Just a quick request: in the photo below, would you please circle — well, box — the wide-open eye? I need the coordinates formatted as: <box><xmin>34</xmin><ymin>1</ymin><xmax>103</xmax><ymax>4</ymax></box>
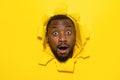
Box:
<box><xmin>53</xmin><ymin>31</ymin><xmax>59</xmax><ymax>36</ymax></box>
<box><xmin>66</xmin><ymin>30</ymin><xmax>72</xmax><ymax>35</ymax></box>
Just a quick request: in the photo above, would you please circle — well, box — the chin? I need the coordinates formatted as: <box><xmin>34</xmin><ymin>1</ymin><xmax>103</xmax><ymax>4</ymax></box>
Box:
<box><xmin>56</xmin><ymin>53</ymin><xmax>72</xmax><ymax>62</ymax></box>
<box><xmin>51</xmin><ymin>48</ymin><xmax>73</xmax><ymax>62</ymax></box>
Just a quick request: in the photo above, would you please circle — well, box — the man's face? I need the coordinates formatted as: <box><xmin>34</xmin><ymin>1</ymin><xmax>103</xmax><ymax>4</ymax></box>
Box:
<box><xmin>46</xmin><ymin>19</ymin><xmax>76</xmax><ymax>62</ymax></box>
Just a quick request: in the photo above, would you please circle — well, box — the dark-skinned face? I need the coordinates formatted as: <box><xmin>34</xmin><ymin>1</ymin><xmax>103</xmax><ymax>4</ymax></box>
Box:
<box><xmin>46</xmin><ymin>19</ymin><xmax>76</xmax><ymax>62</ymax></box>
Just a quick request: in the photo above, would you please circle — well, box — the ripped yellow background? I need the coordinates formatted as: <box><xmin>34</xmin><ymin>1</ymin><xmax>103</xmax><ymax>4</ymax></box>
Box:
<box><xmin>0</xmin><ymin>0</ymin><xmax>120</xmax><ymax>80</ymax></box>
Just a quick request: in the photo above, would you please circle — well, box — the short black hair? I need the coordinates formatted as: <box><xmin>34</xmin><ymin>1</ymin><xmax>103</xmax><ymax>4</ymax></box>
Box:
<box><xmin>46</xmin><ymin>15</ymin><xmax>75</xmax><ymax>32</ymax></box>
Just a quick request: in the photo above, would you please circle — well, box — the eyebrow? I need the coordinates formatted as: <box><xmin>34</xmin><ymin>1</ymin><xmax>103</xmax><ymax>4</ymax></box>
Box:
<box><xmin>51</xmin><ymin>24</ymin><xmax>73</xmax><ymax>28</ymax></box>
<box><xmin>65</xmin><ymin>24</ymin><xmax>73</xmax><ymax>27</ymax></box>
<box><xmin>51</xmin><ymin>26</ymin><xmax>57</xmax><ymax>28</ymax></box>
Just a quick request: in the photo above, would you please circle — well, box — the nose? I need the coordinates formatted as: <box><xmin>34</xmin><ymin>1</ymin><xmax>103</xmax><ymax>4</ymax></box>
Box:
<box><xmin>59</xmin><ymin>33</ymin><xmax>67</xmax><ymax>42</ymax></box>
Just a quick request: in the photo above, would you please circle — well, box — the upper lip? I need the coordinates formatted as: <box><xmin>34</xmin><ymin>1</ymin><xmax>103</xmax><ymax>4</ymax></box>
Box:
<box><xmin>57</xmin><ymin>43</ymin><xmax>69</xmax><ymax>50</ymax></box>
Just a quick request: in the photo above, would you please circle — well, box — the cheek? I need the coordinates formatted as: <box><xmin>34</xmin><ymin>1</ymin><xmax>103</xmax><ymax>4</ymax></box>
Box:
<box><xmin>49</xmin><ymin>36</ymin><xmax>58</xmax><ymax>46</ymax></box>
<box><xmin>68</xmin><ymin>35</ymin><xmax>76</xmax><ymax>44</ymax></box>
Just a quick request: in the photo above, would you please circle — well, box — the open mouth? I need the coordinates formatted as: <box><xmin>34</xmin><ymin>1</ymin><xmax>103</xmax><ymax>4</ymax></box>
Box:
<box><xmin>59</xmin><ymin>46</ymin><xmax>68</xmax><ymax>50</ymax></box>
<box><xmin>57</xmin><ymin>44</ymin><xmax>69</xmax><ymax>55</ymax></box>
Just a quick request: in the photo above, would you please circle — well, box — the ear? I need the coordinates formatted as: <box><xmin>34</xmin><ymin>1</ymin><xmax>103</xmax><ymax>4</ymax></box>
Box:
<box><xmin>45</xmin><ymin>34</ymin><xmax>48</xmax><ymax>43</ymax></box>
<box><xmin>46</xmin><ymin>37</ymin><xmax>48</xmax><ymax>43</ymax></box>
<box><xmin>43</xmin><ymin>34</ymin><xmax>48</xmax><ymax>49</ymax></box>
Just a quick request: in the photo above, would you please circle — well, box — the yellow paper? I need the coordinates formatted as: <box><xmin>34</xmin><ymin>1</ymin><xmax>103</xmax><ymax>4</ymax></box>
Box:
<box><xmin>0</xmin><ymin>0</ymin><xmax>120</xmax><ymax>80</ymax></box>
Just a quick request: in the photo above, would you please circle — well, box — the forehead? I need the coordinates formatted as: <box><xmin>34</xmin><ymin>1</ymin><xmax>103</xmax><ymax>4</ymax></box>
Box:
<box><xmin>48</xmin><ymin>19</ymin><xmax>75</xmax><ymax>28</ymax></box>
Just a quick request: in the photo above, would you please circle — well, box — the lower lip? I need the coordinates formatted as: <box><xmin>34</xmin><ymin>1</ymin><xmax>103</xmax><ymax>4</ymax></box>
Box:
<box><xmin>57</xmin><ymin>48</ymin><xmax>68</xmax><ymax>54</ymax></box>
